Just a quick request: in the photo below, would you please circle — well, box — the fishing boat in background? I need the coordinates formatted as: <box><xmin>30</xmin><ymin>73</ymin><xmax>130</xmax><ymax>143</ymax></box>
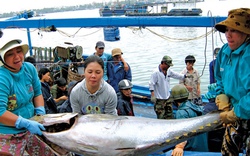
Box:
<box><xmin>100</xmin><ymin>0</ymin><xmax>203</xmax><ymax>17</ymax></box>
<box><xmin>99</xmin><ymin>1</ymin><xmax>148</xmax><ymax>16</ymax></box>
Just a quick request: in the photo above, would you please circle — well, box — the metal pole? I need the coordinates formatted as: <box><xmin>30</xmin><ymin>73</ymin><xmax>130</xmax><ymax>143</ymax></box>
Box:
<box><xmin>26</xmin><ymin>28</ymin><xmax>33</xmax><ymax>56</ymax></box>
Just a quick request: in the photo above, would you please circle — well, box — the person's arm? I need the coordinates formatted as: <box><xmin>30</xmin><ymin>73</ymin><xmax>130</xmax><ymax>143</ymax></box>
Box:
<box><xmin>0</xmin><ymin>111</ymin><xmax>45</xmax><ymax>135</ymax></box>
<box><xmin>125</xmin><ymin>64</ymin><xmax>132</xmax><ymax>81</ymax></box>
<box><xmin>121</xmin><ymin>56</ymin><xmax>129</xmax><ymax>71</ymax></box>
<box><xmin>171</xmin><ymin>141</ymin><xmax>187</xmax><ymax>156</ymax></box>
<box><xmin>214</xmin><ymin>47</ymin><xmax>224</xmax><ymax>94</ymax></box>
<box><xmin>54</xmin><ymin>95</ymin><xmax>68</xmax><ymax>103</ymax></box>
<box><xmin>197</xmin><ymin>83</ymin><xmax>201</xmax><ymax>96</ymax></box>
<box><xmin>209</xmin><ymin>60</ymin><xmax>215</xmax><ymax>84</ymax></box>
<box><xmin>149</xmin><ymin>71</ymin><xmax>157</xmax><ymax>103</ymax></box>
<box><xmin>33</xmin><ymin>94</ymin><xmax>44</xmax><ymax>108</ymax></box>
<box><xmin>104</xmin><ymin>89</ymin><xmax>118</xmax><ymax>115</ymax></box>
<box><xmin>33</xmin><ymin>94</ymin><xmax>46</xmax><ymax>115</ymax></box>
<box><xmin>70</xmin><ymin>87</ymin><xmax>81</xmax><ymax>113</ymax></box>
<box><xmin>0</xmin><ymin>111</ymin><xmax>18</xmax><ymax>126</ymax></box>
<box><xmin>179</xmin><ymin>69</ymin><xmax>185</xmax><ymax>85</ymax></box>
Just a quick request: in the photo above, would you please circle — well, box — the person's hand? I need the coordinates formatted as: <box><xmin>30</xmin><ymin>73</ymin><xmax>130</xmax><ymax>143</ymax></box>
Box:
<box><xmin>171</xmin><ymin>141</ymin><xmax>186</xmax><ymax>156</ymax></box>
<box><xmin>34</xmin><ymin>106</ymin><xmax>46</xmax><ymax>115</ymax></box>
<box><xmin>60</xmin><ymin>95</ymin><xmax>68</xmax><ymax>101</ymax></box>
<box><xmin>220</xmin><ymin>109</ymin><xmax>238</xmax><ymax>124</ymax></box>
<box><xmin>15</xmin><ymin>116</ymin><xmax>45</xmax><ymax>135</ymax></box>
<box><xmin>171</xmin><ymin>147</ymin><xmax>184</xmax><ymax>156</ymax></box>
<box><xmin>216</xmin><ymin>94</ymin><xmax>230</xmax><ymax>111</ymax></box>
<box><xmin>151</xmin><ymin>96</ymin><xmax>156</xmax><ymax>103</ymax></box>
<box><xmin>197</xmin><ymin>88</ymin><xmax>201</xmax><ymax>96</ymax></box>
<box><xmin>121</xmin><ymin>57</ymin><xmax>129</xmax><ymax>71</ymax></box>
<box><xmin>185</xmin><ymin>85</ymin><xmax>193</xmax><ymax>92</ymax></box>
<box><xmin>123</xmin><ymin>64</ymin><xmax>129</xmax><ymax>71</ymax></box>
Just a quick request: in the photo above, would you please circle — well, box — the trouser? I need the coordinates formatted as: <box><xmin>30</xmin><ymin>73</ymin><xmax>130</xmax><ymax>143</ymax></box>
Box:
<box><xmin>0</xmin><ymin>131</ymin><xmax>55</xmax><ymax>156</ymax></box>
<box><xmin>154</xmin><ymin>98</ymin><xmax>173</xmax><ymax>119</ymax></box>
<box><xmin>221</xmin><ymin>120</ymin><xmax>250</xmax><ymax>156</ymax></box>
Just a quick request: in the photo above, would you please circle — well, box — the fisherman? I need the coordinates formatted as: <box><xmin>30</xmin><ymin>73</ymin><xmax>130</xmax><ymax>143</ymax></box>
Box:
<box><xmin>93</xmin><ymin>41</ymin><xmax>129</xmax><ymax>81</ymax></box>
<box><xmin>116</xmin><ymin>79</ymin><xmax>135</xmax><ymax>116</ymax></box>
<box><xmin>171</xmin><ymin>84</ymin><xmax>209</xmax><ymax>156</ymax></box>
<box><xmin>149</xmin><ymin>55</ymin><xmax>187</xmax><ymax>119</ymax></box>
<box><xmin>214</xmin><ymin>8</ymin><xmax>250</xmax><ymax>155</ymax></box>
<box><xmin>0</xmin><ymin>39</ymin><xmax>56</xmax><ymax>155</ymax></box>
<box><xmin>107</xmin><ymin>48</ymin><xmax>132</xmax><ymax>93</ymax></box>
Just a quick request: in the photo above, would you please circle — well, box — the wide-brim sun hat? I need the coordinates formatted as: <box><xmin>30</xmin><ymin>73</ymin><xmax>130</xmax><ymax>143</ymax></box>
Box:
<box><xmin>0</xmin><ymin>39</ymin><xmax>29</xmax><ymax>66</ymax></box>
<box><xmin>215</xmin><ymin>8</ymin><xmax>250</xmax><ymax>35</ymax></box>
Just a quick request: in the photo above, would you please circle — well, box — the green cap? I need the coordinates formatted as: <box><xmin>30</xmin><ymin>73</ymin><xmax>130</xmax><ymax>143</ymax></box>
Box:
<box><xmin>162</xmin><ymin>55</ymin><xmax>173</xmax><ymax>66</ymax></box>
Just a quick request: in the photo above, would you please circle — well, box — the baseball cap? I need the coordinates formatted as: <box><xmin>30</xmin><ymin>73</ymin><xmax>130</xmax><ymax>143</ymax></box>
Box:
<box><xmin>162</xmin><ymin>55</ymin><xmax>173</xmax><ymax>66</ymax></box>
<box><xmin>112</xmin><ymin>48</ymin><xmax>123</xmax><ymax>56</ymax></box>
<box><xmin>96</xmin><ymin>41</ymin><xmax>105</xmax><ymax>48</ymax></box>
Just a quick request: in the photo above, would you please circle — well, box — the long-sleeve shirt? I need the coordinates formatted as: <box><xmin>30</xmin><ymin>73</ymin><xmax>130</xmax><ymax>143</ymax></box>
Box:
<box><xmin>215</xmin><ymin>41</ymin><xmax>250</xmax><ymax>119</ymax></box>
<box><xmin>107</xmin><ymin>61</ymin><xmax>132</xmax><ymax>92</ymax></box>
<box><xmin>0</xmin><ymin>62</ymin><xmax>42</xmax><ymax>134</ymax></box>
<box><xmin>149</xmin><ymin>65</ymin><xmax>185</xmax><ymax>99</ymax></box>
<box><xmin>70</xmin><ymin>79</ymin><xmax>117</xmax><ymax>115</ymax></box>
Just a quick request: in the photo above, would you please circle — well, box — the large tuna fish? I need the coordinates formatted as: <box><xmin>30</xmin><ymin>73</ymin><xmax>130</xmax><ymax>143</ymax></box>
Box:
<box><xmin>32</xmin><ymin>112</ymin><xmax>222</xmax><ymax>156</ymax></box>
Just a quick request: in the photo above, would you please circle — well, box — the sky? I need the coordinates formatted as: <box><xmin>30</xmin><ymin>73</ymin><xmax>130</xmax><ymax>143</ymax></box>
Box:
<box><xmin>0</xmin><ymin>0</ymin><xmax>104</xmax><ymax>13</ymax></box>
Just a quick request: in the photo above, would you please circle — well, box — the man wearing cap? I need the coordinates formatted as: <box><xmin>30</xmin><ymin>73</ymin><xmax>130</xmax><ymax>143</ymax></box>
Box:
<box><xmin>107</xmin><ymin>48</ymin><xmax>132</xmax><ymax>93</ymax></box>
<box><xmin>214</xmin><ymin>8</ymin><xmax>250</xmax><ymax>155</ymax></box>
<box><xmin>0</xmin><ymin>39</ymin><xmax>57</xmax><ymax>155</ymax></box>
<box><xmin>94</xmin><ymin>41</ymin><xmax>129</xmax><ymax>81</ymax></box>
<box><xmin>149</xmin><ymin>55</ymin><xmax>186</xmax><ymax>119</ymax></box>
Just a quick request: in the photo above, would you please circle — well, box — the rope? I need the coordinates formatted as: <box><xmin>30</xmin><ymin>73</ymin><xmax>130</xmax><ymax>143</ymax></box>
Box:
<box><xmin>127</xmin><ymin>26</ymin><xmax>216</xmax><ymax>42</ymax></box>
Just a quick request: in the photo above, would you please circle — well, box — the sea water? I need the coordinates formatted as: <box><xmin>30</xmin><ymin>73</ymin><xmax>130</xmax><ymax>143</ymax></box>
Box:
<box><xmin>1</xmin><ymin>0</ymin><xmax>250</xmax><ymax>94</ymax></box>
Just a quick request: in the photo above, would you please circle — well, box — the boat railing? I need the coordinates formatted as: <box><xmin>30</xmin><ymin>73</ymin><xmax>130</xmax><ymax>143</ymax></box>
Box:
<box><xmin>32</xmin><ymin>46</ymin><xmax>54</xmax><ymax>64</ymax></box>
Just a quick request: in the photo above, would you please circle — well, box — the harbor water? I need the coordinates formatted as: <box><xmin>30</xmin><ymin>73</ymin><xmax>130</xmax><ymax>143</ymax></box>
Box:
<box><xmin>1</xmin><ymin>0</ymin><xmax>250</xmax><ymax>94</ymax></box>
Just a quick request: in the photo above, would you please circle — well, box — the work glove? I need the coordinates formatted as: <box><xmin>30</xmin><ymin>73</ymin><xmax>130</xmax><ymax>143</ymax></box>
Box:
<box><xmin>151</xmin><ymin>96</ymin><xmax>156</xmax><ymax>103</ymax></box>
<box><xmin>220</xmin><ymin>109</ymin><xmax>238</xmax><ymax>124</ymax></box>
<box><xmin>34</xmin><ymin>106</ymin><xmax>46</xmax><ymax>115</ymax></box>
<box><xmin>15</xmin><ymin>116</ymin><xmax>45</xmax><ymax>135</ymax></box>
<box><xmin>216</xmin><ymin>94</ymin><xmax>230</xmax><ymax>111</ymax></box>
<box><xmin>171</xmin><ymin>141</ymin><xmax>187</xmax><ymax>156</ymax></box>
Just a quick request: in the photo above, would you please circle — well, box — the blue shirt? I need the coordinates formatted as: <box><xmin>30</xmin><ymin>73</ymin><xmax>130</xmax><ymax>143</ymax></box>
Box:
<box><xmin>93</xmin><ymin>53</ymin><xmax>112</xmax><ymax>81</ymax></box>
<box><xmin>0</xmin><ymin>62</ymin><xmax>42</xmax><ymax>134</ymax></box>
<box><xmin>209</xmin><ymin>59</ymin><xmax>216</xmax><ymax>84</ymax></box>
<box><xmin>176</xmin><ymin>100</ymin><xmax>209</xmax><ymax>152</ymax></box>
<box><xmin>215</xmin><ymin>41</ymin><xmax>250</xmax><ymax>119</ymax></box>
<box><xmin>107</xmin><ymin>61</ymin><xmax>132</xmax><ymax>92</ymax></box>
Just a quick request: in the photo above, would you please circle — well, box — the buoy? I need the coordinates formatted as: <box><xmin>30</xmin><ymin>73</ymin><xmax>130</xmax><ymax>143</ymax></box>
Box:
<box><xmin>103</xmin><ymin>27</ymin><xmax>120</xmax><ymax>41</ymax></box>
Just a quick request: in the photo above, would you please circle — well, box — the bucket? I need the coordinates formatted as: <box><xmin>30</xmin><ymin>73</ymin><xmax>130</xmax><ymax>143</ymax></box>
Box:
<box><xmin>103</xmin><ymin>27</ymin><xmax>120</xmax><ymax>41</ymax></box>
